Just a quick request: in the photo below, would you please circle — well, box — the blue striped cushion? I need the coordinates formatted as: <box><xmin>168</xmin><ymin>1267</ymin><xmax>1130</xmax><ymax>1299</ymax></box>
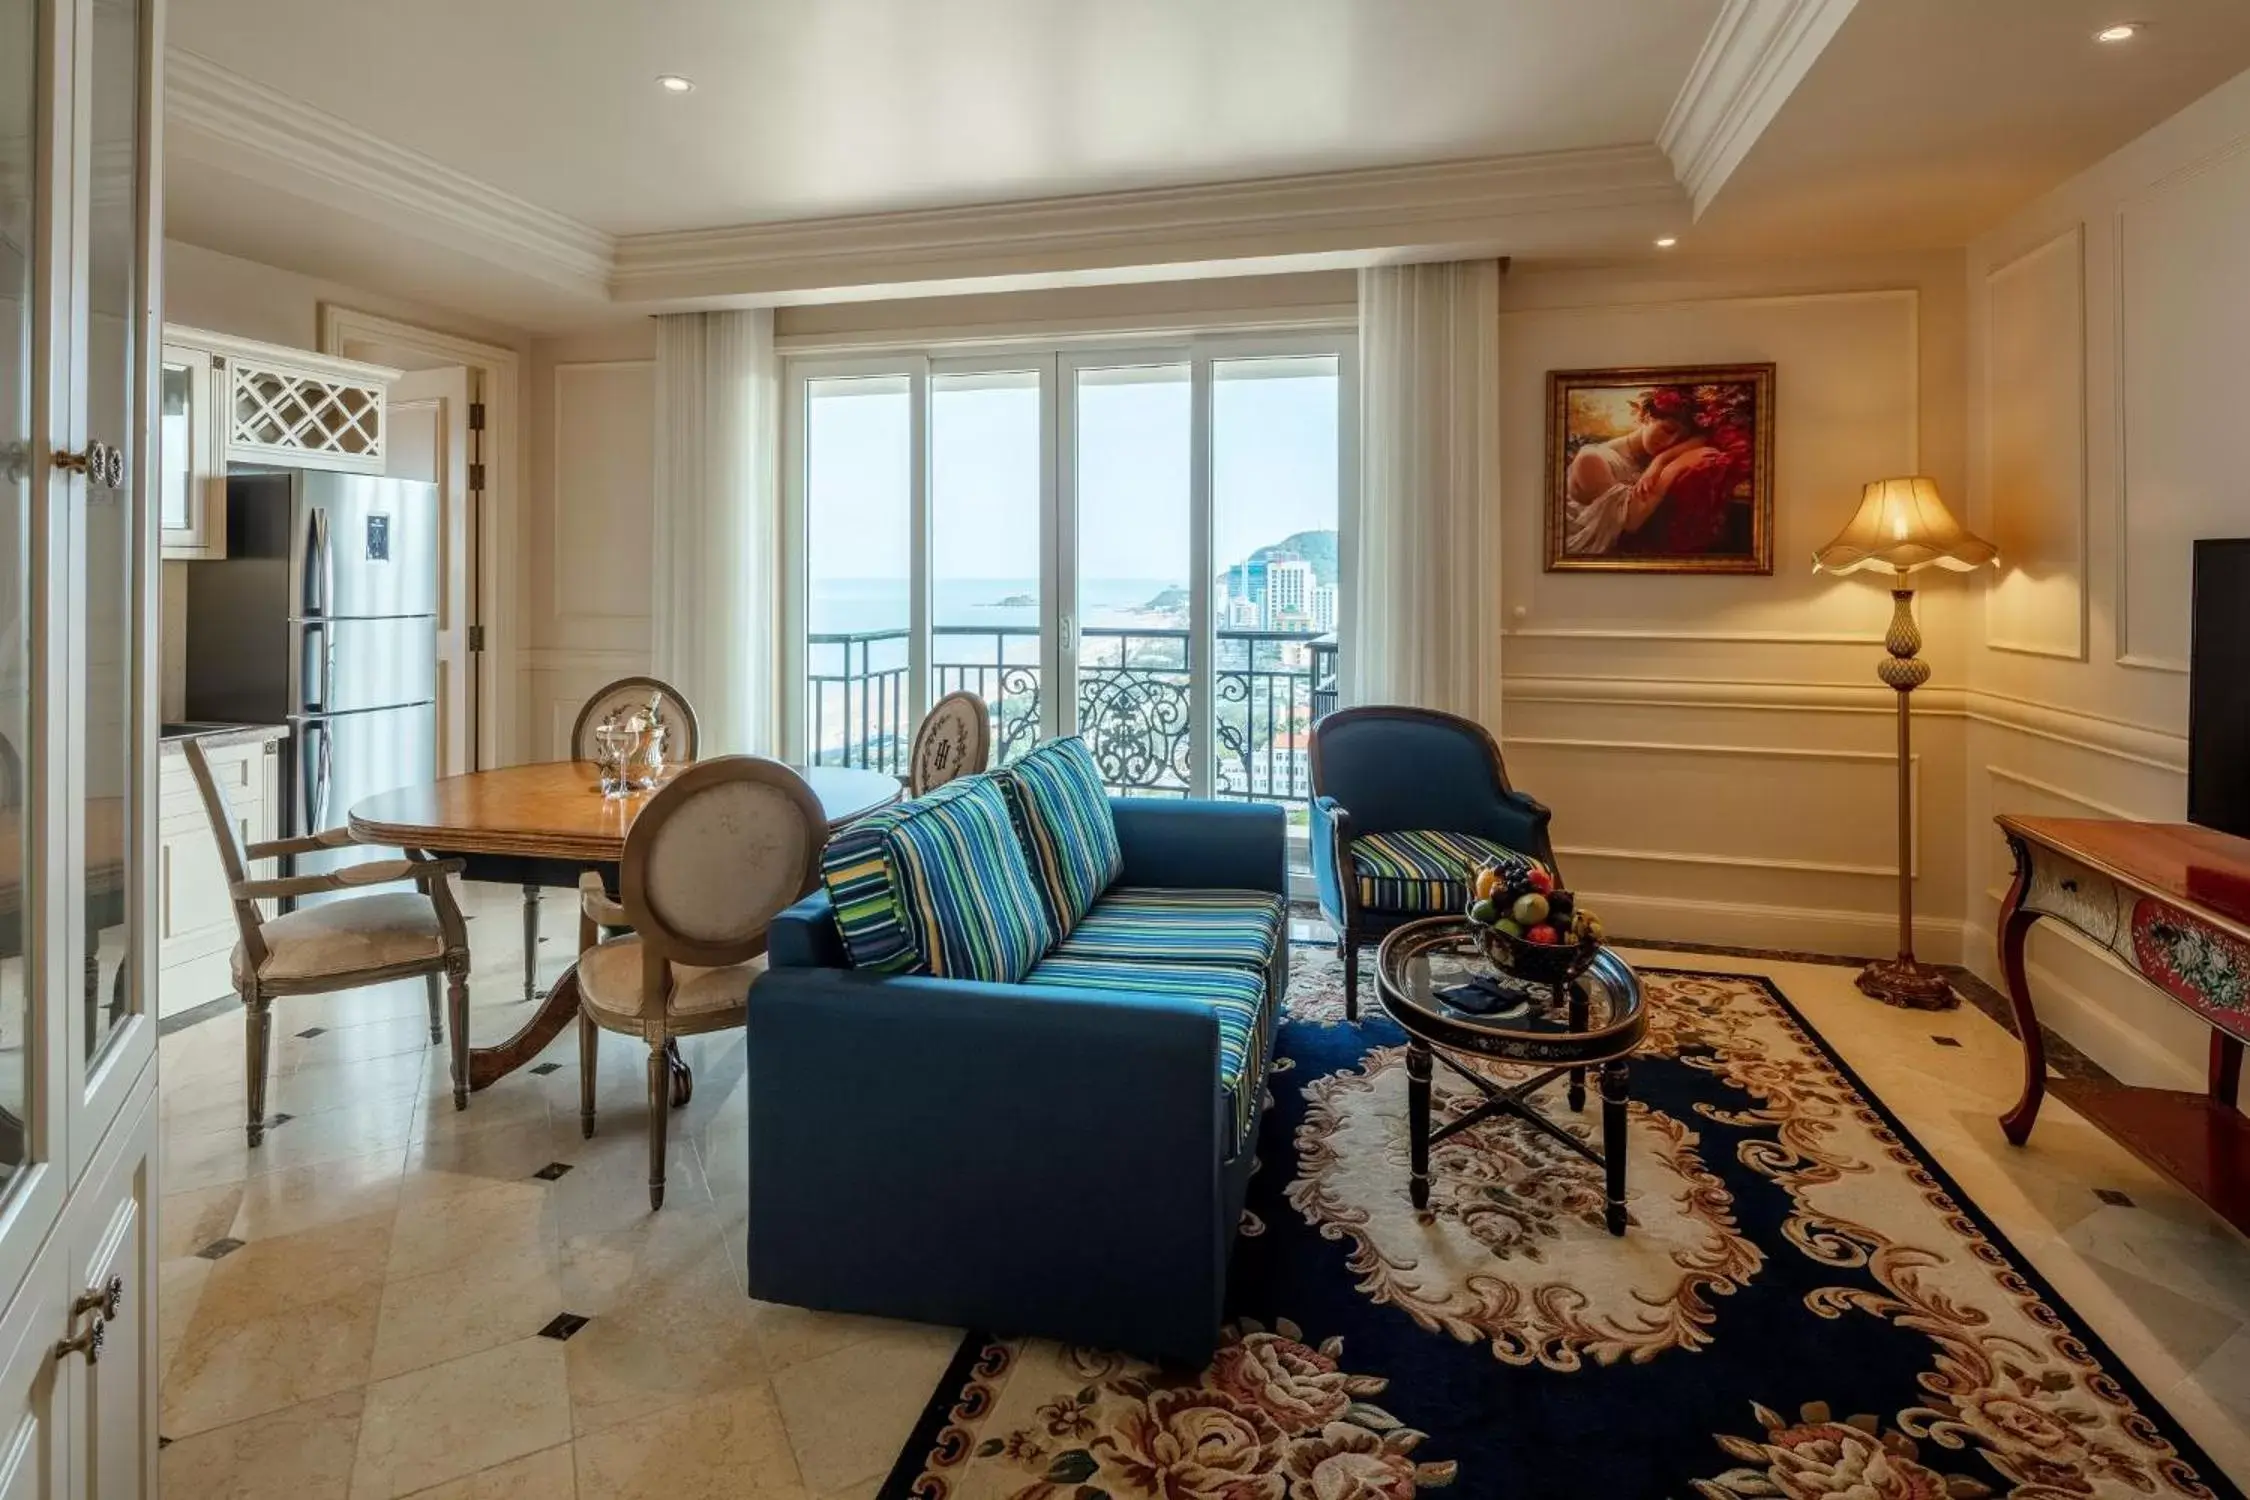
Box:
<box><xmin>1351</xmin><ymin>829</ymin><xmax>1537</xmax><ymax>915</ymax></box>
<box><xmin>1053</xmin><ymin>887</ymin><xmax>1283</xmax><ymax>973</ymax></box>
<box><xmin>994</xmin><ymin>737</ymin><xmax>1121</xmax><ymax>933</ymax></box>
<box><xmin>1022</xmin><ymin>952</ymin><xmax>1271</xmax><ymax>1150</ymax></box>
<box><xmin>820</xmin><ymin>777</ymin><xmax>1056</xmax><ymax>983</ymax></box>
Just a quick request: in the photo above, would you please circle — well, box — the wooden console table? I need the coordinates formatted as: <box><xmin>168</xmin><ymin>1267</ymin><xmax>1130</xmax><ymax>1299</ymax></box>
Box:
<box><xmin>1995</xmin><ymin>815</ymin><xmax>2250</xmax><ymax>1235</ymax></box>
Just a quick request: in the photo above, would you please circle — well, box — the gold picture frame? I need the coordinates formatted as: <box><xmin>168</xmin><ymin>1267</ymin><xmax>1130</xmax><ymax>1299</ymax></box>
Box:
<box><xmin>1543</xmin><ymin>363</ymin><xmax>1775</xmax><ymax>574</ymax></box>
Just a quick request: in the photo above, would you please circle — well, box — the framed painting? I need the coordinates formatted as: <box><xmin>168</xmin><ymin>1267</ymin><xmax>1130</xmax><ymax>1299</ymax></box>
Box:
<box><xmin>1543</xmin><ymin>363</ymin><xmax>1775</xmax><ymax>574</ymax></box>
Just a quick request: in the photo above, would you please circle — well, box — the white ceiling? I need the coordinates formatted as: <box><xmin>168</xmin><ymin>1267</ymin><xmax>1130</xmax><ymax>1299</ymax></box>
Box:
<box><xmin>1701</xmin><ymin>0</ymin><xmax>2250</xmax><ymax>253</ymax></box>
<box><xmin>156</xmin><ymin>0</ymin><xmax>2250</xmax><ymax>331</ymax></box>
<box><xmin>167</xmin><ymin>0</ymin><xmax>1722</xmax><ymax>235</ymax></box>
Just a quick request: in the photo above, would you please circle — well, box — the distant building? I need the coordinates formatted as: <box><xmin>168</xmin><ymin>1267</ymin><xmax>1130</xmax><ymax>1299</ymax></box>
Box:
<box><xmin>1267</xmin><ymin>557</ymin><xmax>1313</xmax><ymax>626</ymax></box>
<box><xmin>1309</xmin><ymin>582</ymin><xmax>1337</xmax><ymax>634</ymax></box>
<box><xmin>1226</xmin><ymin>559</ymin><xmax>1269</xmax><ymax>615</ymax></box>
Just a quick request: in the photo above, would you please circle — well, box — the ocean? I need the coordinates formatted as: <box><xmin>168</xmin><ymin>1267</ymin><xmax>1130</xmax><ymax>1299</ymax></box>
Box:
<box><xmin>812</xmin><ymin>577</ymin><xmax>1186</xmax><ymax>637</ymax></box>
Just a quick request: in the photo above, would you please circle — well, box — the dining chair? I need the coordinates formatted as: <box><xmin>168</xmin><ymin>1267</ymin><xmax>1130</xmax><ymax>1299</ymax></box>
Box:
<box><xmin>575</xmin><ymin>755</ymin><xmax>826</xmax><ymax>1209</ymax></box>
<box><xmin>522</xmin><ymin>677</ymin><xmax>704</xmax><ymax>1007</ymax></box>
<box><xmin>908</xmin><ymin>690</ymin><xmax>991</xmax><ymax>796</ymax></box>
<box><xmin>181</xmin><ymin>737</ymin><xmax>474</xmax><ymax>1144</ymax></box>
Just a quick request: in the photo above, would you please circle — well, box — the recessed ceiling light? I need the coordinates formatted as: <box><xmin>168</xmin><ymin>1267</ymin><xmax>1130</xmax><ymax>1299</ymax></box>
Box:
<box><xmin>1654</xmin><ymin>236</ymin><xmax>1679</xmax><ymax>248</ymax></box>
<box><xmin>656</xmin><ymin>74</ymin><xmax>696</xmax><ymax>93</ymax></box>
<box><xmin>2095</xmin><ymin>22</ymin><xmax>2141</xmax><ymax>42</ymax></box>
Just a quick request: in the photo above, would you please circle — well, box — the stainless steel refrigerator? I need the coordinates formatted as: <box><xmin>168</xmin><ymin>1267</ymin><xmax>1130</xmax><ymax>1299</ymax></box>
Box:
<box><xmin>184</xmin><ymin>469</ymin><xmax>439</xmax><ymax>900</ymax></box>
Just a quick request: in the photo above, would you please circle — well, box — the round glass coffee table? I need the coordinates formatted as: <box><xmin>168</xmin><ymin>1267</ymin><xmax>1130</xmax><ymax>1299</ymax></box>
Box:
<box><xmin>1374</xmin><ymin>916</ymin><xmax>1648</xmax><ymax>1234</ymax></box>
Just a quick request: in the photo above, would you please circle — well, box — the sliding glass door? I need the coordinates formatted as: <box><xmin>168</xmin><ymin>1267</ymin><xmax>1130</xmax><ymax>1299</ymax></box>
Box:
<box><xmin>787</xmin><ymin>334</ymin><xmax>1352</xmax><ymax>854</ymax></box>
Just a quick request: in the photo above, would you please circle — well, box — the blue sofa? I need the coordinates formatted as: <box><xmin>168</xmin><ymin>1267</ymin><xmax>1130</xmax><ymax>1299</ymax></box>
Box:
<box><xmin>748</xmin><ymin>771</ymin><xmax>1288</xmax><ymax>1364</ymax></box>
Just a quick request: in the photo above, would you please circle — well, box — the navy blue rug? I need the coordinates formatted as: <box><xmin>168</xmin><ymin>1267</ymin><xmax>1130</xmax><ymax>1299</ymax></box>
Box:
<box><xmin>880</xmin><ymin>953</ymin><xmax>2244</xmax><ymax>1500</ymax></box>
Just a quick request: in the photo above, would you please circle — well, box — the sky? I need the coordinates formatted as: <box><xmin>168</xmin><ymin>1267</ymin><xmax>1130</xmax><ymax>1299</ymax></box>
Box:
<box><xmin>804</xmin><ymin>359</ymin><xmax>1340</xmax><ymax>600</ymax></box>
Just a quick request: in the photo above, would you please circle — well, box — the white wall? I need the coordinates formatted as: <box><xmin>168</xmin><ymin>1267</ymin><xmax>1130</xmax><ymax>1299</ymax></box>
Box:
<box><xmin>1496</xmin><ymin>252</ymin><xmax>1973</xmax><ymax>961</ymax></box>
<box><xmin>1959</xmin><ymin>68</ymin><xmax>2250</xmax><ymax>1088</ymax></box>
<box><xmin>525</xmin><ymin>324</ymin><xmax>659</xmax><ymax>759</ymax></box>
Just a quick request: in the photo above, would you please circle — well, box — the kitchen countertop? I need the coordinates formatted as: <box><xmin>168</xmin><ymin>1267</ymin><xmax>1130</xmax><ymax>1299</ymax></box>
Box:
<box><xmin>157</xmin><ymin>721</ymin><xmax>289</xmax><ymax>756</ymax></box>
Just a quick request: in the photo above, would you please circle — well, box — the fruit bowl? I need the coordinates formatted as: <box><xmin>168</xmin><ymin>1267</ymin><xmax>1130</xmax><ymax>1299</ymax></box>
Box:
<box><xmin>1470</xmin><ymin>920</ymin><xmax>1600</xmax><ymax>988</ymax></box>
<box><xmin>1462</xmin><ymin>860</ymin><xmax>1604</xmax><ymax>989</ymax></box>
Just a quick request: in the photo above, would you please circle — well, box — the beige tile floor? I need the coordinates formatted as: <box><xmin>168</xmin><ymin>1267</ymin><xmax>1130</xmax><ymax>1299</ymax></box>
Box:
<box><xmin>157</xmin><ymin>889</ymin><xmax>2250</xmax><ymax>1497</ymax></box>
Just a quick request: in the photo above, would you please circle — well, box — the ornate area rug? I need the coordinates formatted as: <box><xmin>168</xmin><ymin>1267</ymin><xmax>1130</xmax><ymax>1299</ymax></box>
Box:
<box><xmin>880</xmin><ymin>951</ymin><xmax>2244</xmax><ymax>1500</ymax></box>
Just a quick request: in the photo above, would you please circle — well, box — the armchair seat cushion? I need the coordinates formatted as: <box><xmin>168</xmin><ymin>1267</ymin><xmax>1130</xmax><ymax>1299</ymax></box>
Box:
<box><xmin>1052</xmin><ymin>887</ymin><xmax>1284</xmax><ymax>973</ymax></box>
<box><xmin>578</xmin><ymin>936</ymin><xmax>756</xmax><ymax>1024</ymax></box>
<box><xmin>1350</xmin><ymin>829</ymin><xmax>1536</xmax><ymax>915</ymax></box>
<box><xmin>233</xmin><ymin>892</ymin><xmax>445</xmax><ymax>986</ymax></box>
<box><xmin>1022</xmin><ymin>952</ymin><xmax>1269</xmax><ymax>1147</ymax></box>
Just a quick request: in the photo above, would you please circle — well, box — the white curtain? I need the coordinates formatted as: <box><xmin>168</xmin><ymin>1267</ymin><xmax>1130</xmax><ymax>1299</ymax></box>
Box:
<box><xmin>1348</xmin><ymin>260</ymin><xmax>1503</xmax><ymax>722</ymax></box>
<box><xmin>651</xmin><ymin>308</ymin><xmax>779</xmax><ymax>753</ymax></box>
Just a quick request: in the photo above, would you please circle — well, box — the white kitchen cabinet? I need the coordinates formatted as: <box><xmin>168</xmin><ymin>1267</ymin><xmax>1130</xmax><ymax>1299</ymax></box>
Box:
<box><xmin>0</xmin><ymin>0</ymin><xmax>165</xmax><ymax>1481</ymax></box>
<box><xmin>155</xmin><ymin>734</ymin><xmax>278</xmax><ymax>1016</ymax></box>
<box><xmin>156</xmin><ymin>343</ymin><xmax>220</xmax><ymax>560</ymax></box>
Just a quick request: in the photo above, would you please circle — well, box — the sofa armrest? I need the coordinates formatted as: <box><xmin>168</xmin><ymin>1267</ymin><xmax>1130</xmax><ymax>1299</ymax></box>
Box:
<box><xmin>768</xmin><ymin>889</ymin><xmax>850</xmax><ymax>969</ymax></box>
<box><xmin>747</xmin><ymin>965</ymin><xmax>1229</xmax><ymax>1354</ymax></box>
<box><xmin>1110</xmin><ymin>797</ymin><xmax>1287</xmax><ymax>896</ymax></box>
<box><xmin>1487</xmin><ymin>790</ymin><xmax>1559</xmax><ymax>875</ymax></box>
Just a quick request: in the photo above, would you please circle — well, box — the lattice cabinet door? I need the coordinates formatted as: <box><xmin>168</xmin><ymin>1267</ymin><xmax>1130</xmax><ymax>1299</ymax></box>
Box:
<box><xmin>222</xmin><ymin>355</ymin><xmax>389</xmax><ymax>473</ymax></box>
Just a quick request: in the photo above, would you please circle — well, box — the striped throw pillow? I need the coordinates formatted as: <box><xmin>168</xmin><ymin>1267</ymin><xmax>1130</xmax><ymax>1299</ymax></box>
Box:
<box><xmin>994</xmin><ymin>737</ymin><xmax>1122</xmax><ymax>934</ymax></box>
<box><xmin>820</xmin><ymin>776</ymin><xmax>1056</xmax><ymax>983</ymax></box>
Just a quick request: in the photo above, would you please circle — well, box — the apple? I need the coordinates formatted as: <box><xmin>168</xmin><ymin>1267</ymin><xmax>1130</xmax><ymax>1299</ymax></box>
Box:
<box><xmin>1525</xmin><ymin>923</ymin><xmax>1560</xmax><ymax>946</ymax></box>
<box><xmin>1525</xmin><ymin>866</ymin><xmax>1555</xmax><ymax>895</ymax></box>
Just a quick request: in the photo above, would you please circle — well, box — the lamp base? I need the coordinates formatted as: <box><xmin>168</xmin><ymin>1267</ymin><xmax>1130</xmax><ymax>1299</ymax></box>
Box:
<box><xmin>1855</xmin><ymin>955</ymin><xmax>1958</xmax><ymax>1011</ymax></box>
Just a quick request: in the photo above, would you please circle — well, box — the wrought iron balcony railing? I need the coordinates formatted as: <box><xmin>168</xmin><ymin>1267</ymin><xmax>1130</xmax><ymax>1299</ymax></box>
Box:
<box><xmin>806</xmin><ymin>625</ymin><xmax>1340</xmax><ymax>811</ymax></box>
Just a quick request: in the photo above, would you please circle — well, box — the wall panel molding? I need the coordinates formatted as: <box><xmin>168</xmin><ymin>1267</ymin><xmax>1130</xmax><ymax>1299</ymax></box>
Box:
<box><xmin>1982</xmin><ymin>224</ymin><xmax>2087</xmax><ymax>661</ymax></box>
<box><xmin>1981</xmin><ymin>764</ymin><xmax>2144</xmax><ymax>821</ymax></box>
<box><xmin>547</xmin><ymin>359</ymin><xmax>656</xmax><ymax>655</ymax></box>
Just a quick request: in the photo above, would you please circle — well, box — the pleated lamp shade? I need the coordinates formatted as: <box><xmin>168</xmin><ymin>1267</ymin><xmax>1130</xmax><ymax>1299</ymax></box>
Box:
<box><xmin>1813</xmin><ymin>476</ymin><xmax>1998</xmax><ymax>576</ymax></box>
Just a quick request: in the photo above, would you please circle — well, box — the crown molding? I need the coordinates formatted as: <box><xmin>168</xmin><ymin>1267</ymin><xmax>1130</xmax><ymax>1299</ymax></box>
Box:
<box><xmin>164</xmin><ymin>48</ymin><xmax>614</xmax><ymax>300</ymax></box>
<box><xmin>608</xmin><ymin>145</ymin><xmax>1684</xmax><ymax>306</ymax></box>
<box><xmin>1660</xmin><ymin>0</ymin><xmax>1858</xmax><ymax>215</ymax></box>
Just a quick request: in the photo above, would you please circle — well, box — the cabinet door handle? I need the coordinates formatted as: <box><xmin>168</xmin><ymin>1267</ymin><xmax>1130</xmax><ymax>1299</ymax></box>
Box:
<box><xmin>53</xmin><ymin>1316</ymin><xmax>104</xmax><ymax>1366</ymax></box>
<box><xmin>72</xmin><ymin>1275</ymin><xmax>124</xmax><ymax>1322</ymax></box>
<box><xmin>53</xmin><ymin>440</ymin><xmax>125</xmax><ymax>489</ymax></box>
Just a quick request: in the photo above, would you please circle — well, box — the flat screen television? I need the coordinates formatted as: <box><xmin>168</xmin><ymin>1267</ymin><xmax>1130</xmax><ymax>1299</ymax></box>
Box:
<box><xmin>2189</xmin><ymin>537</ymin><xmax>2250</xmax><ymax>840</ymax></box>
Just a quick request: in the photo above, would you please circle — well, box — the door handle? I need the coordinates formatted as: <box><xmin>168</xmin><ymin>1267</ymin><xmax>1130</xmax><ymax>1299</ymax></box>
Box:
<box><xmin>53</xmin><ymin>440</ymin><xmax>124</xmax><ymax>489</ymax></box>
<box><xmin>303</xmin><ymin>506</ymin><xmax>333</xmax><ymax>616</ymax></box>
<box><xmin>53</xmin><ymin>1317</ymin><xmax>104</xmax><ymax>1366</ymax></box>
<box><xmin>72</xmin><ymin>1275</ymin><xmax>124</xmax><ymax>1323</ymax></box>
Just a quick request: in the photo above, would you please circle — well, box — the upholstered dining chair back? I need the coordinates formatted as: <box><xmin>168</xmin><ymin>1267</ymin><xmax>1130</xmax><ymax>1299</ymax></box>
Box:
<box><xmin>571</xmin><ymin>676</ymin><xmax>701</xmax><ymax>764</ymax></box>
<box><xmin>1310</xmin><ymin>705</ymin><xmax>1544</xmax><ymax>853</ymax></box>
<box><xmin>908</xmin><ymin>690</ymin><xmax>991</xmax><ymax>796</ymax></box>
<box><xmin>619</xmin><ymin>756</ymin><xmax>828</xmax><ymax>987</ymax></box>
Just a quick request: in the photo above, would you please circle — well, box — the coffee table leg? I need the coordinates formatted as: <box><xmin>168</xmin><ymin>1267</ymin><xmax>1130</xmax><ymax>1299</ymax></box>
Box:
<box><xmin>1407</xmin><ymin>1041</ymin><xmax>1432</xmax><ymax>1211</ymax></box>
<box><xmin>1601</xmin><ymin>1058</ymin><xmax>1629</xmax><ymax>1235</ymax></box>
<box><xmin>1567</xmin><ymin>980</ymin><xmax>1588</xmax><ymax>1112</ymax></box>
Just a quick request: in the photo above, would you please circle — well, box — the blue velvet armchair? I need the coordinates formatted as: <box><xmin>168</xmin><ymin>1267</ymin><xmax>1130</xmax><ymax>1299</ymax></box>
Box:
<box><xmin>1310</xmin><ymin>705</ymin><xmax>1557</xmax><ymax>1018</ymax></box>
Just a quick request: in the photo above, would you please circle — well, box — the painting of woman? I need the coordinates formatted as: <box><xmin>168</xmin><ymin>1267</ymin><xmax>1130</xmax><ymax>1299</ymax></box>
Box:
<box><xmin>1545</xmin><ymin>364</ymin><xmax>1774</xmax><ymax>574</ymax></box>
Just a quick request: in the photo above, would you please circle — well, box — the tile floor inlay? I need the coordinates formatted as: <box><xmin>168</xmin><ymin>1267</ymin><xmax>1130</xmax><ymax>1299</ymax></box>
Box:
<box><xmin>1933</xmin><ymin>1034</ymin><xmax>1962</xmax><ymax>1047</ymax></box>
<box><xmin>153</xmin><ymin>884</ymin><xmax>2250</xmax><ymax>1497</ymax></box>
<box><xmin>531</xmin><ymin>1161</ymin><xmax>573</xmax><ymax>1181</ymax></box>
<box><xmin>537</xmin><ymin>1313</ymin><xmax>591</xmax><ymax>1341</ymax></box>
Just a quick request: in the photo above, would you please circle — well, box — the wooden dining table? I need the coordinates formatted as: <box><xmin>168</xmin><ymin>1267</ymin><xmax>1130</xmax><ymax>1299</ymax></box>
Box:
<box><xmin>350</xmin><ymin>759</ymin><xmax>900</xmax><ymax>1098</ymax></box>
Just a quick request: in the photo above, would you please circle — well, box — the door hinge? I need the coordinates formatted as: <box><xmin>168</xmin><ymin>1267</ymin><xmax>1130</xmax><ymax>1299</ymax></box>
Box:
<box><xmin>467</xmin><ymin>402</ymin><xmax>486</xmax><ymax>431</ymax></box>
<box><xmin>467</xmin><ymin>462</ymin><xmax>486</xmax><ymax>490</ymax></box>
<box><xmin>467</xmin><ymin>625</ymin><xmax>486</xmax><ymax>653</ymax></box>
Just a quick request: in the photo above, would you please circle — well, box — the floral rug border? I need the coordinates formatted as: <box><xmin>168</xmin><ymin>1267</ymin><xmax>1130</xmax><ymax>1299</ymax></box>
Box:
<box><xmin>876</xmin><ymin>964</ymin><xmax>2244</xmax><ymax>1498</ymax></box>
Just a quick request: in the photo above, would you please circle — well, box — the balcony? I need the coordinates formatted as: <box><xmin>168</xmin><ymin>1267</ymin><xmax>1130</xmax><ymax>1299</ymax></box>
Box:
<box><xmin>806</xmin><ymin>626</ymin><xmax>1340</xmax><ymax>814</ymax></box>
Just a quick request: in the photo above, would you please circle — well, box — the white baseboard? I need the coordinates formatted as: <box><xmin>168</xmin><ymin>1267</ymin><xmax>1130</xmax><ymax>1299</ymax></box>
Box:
<box><xmin>1586</xmin><ymin>887</ymin><xmax>1967</xmax><ymax>965</ymax></box>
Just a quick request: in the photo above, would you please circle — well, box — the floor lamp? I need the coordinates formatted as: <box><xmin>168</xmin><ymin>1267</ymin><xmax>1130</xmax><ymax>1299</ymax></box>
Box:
<box><xmin>1814</xmin><ymin>476</ymin><xmax>1997</xmax><ymax>1010</ymax></box>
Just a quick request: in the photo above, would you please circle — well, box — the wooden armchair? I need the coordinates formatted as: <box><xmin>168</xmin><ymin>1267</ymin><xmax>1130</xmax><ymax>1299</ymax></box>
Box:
<box><xmin>182</xmin><ymin>738</ymin><xmax>474</xmax><ymax>1143</ymax></box>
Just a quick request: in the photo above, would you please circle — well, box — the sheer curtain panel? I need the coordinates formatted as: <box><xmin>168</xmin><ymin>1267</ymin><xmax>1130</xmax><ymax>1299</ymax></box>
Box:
<box><xmin>652</xmin><ymin>309</ymin><xmax>780</xmax><ymax>752</ymax></box>
<box><xmin>1349</xmin><ymin>260</ymin><xmax>1502</xmax><ymax>721</ymax></box>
